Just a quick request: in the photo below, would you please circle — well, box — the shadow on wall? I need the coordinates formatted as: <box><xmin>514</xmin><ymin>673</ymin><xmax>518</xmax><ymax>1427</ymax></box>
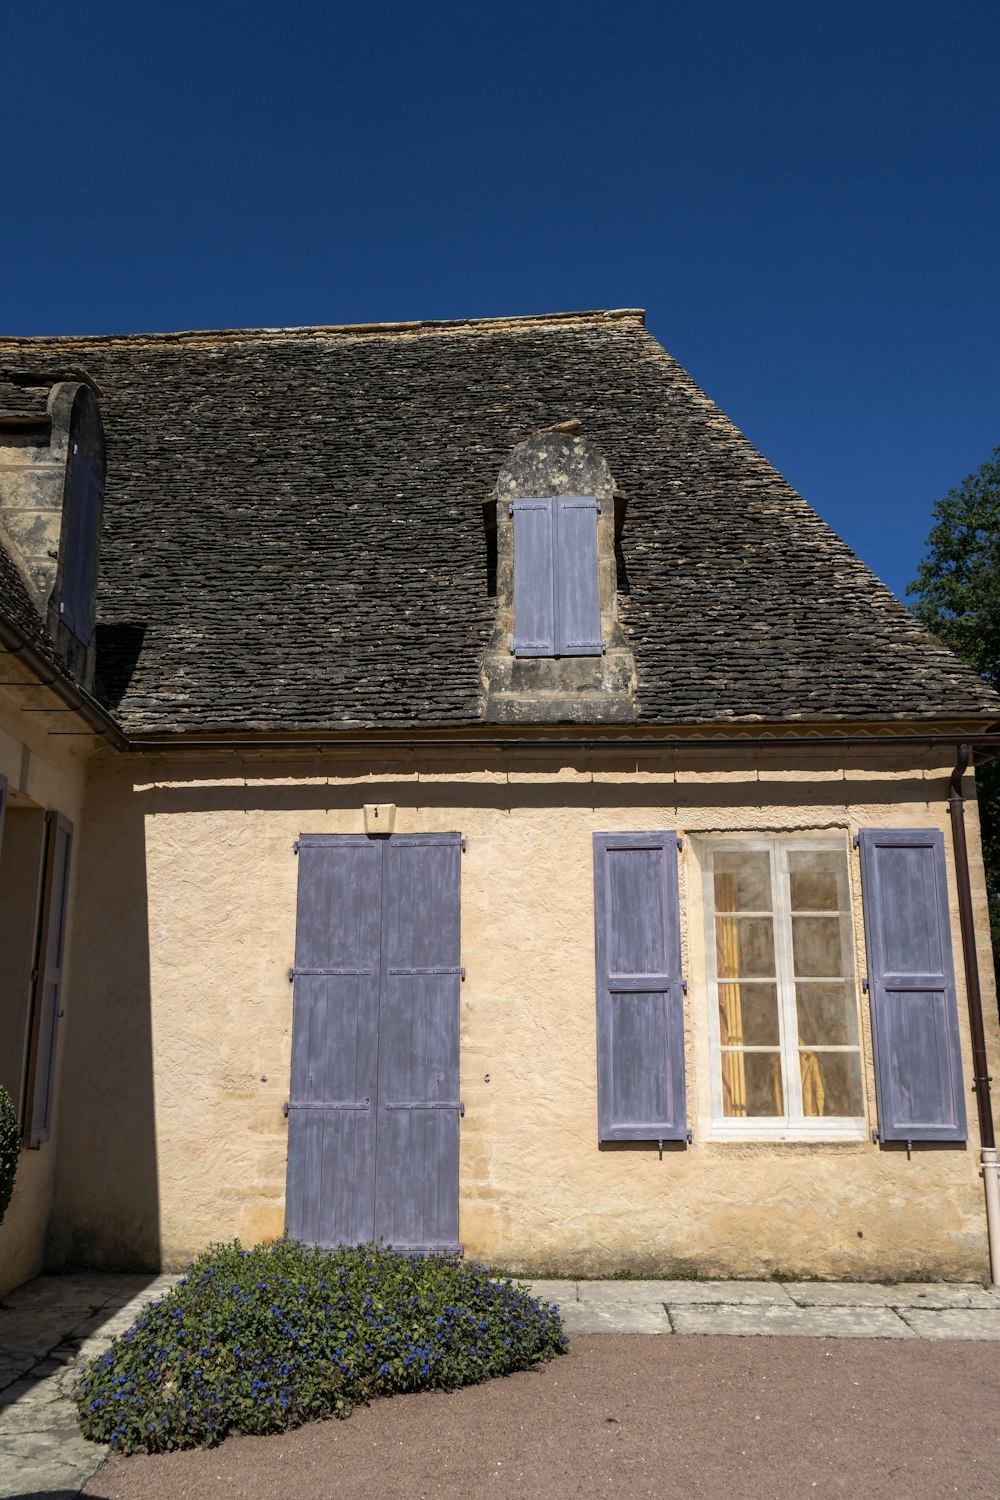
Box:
<box><xmin>46</xmin><ymin>759</ymin><xmax>160</xmax><ymax>1272</ymax></box>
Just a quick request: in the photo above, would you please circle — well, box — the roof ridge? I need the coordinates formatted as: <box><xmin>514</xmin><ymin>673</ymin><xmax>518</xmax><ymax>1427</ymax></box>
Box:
<box><xmin>0</xmin><ymin>308</ymin><xmax>646</xmax><ymax>349</ymax></box>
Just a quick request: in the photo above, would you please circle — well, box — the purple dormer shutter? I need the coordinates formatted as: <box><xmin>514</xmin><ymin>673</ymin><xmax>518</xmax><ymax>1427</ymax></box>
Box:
<box><xmin>555</xmin><ymin>496</ymin><xmax>602</xmax><ymax>655</ymax></box>
<box><xmin>593</xmin><ymin>832</ymin><xmax>687</xmax><ymax>1142</ymax></box>
<box><xmin>61</xmin><ymin>453</ymin><xmax>103</xmax><ymax>643</ymax></box>
<box><xmin>512</xmin><ymin>496</ymin><xmax>601</xmax><ymax>657</ymax></box>
<box><xmin>859</xmin><ymin>828</ymin><xmax>967</xmax><ymax>1142</ymax></box>
<box><xmin>511</xmin><ymin>499</ymin><xmax>556</xmax><ymax>656</ymax></box>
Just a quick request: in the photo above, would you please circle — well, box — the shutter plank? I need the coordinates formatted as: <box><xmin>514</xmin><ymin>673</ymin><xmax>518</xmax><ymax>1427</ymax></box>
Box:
<box><xmin>593</xmin><ymin>832</ymin><xmax>687</xmax><ymax>1142</ymax></box>
<box><xmin>859</xmin><ymin>829</ymin><xmax>967</xmax><ymax>1142</ymax></box>
<box><xmin>555</xmin><ymin>496</ymin><xmax>602</xmax><ymax>655</ymax></box>
<box><xmin>375</xmin><ymin>834</ymin><xmax>462</xmax><ymax>1253</ymax></box>
<box><xmin>26</xmin><ymin>814</ymin><xmax>73</xmax><ymax>1146</ymax></box>
<box><xmin>286</xmin><ymin>836</ymin><xmax>381</xmax><ymax>1246</ymax></box>
<box><xmin>512</xmin><ymin>500</ymin><xmax>556</xmax><ymax>656</ymax></box>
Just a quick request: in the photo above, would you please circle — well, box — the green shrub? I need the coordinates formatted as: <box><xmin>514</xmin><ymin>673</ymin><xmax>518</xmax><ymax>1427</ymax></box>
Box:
<box><xmin>0</xmin><ymin>1084</ymin><xmax>18</xmax><ymax>1225</ymax></box>
<box><xmin>75</xmin><ymin>1238</ymin><xmax>565</xmax><ymax>1454</ymax></box>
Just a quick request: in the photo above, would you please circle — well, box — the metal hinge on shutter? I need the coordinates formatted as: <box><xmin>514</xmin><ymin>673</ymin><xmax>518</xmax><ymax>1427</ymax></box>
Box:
<box><xmin>292</xmin><ymin>838</ymin><xmax>300</xmax><ymax>854</ymax></box>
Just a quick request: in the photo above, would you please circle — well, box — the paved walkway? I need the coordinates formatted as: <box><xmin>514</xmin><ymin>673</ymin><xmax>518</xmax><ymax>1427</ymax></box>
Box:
<box><xmin>2</xmin><ymin>1272</ymin><xmax>1000</xmax><ymax>1498</ymax></box>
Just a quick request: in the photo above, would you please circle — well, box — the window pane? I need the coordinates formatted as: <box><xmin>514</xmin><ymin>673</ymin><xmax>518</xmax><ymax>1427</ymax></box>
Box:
<box><xmin>714</xmin><ymin>851</ymin><xmax>771</xmax><ymax>913</ymax></box>
<box><xmin>716</xmin><ymin>916</ymin><xmax>775</xmax><ymax>978</ymax></box>
<box><xmin>788</xmin><ymin>850</ymin><xmax>848</xmax><ymax>912</ymax></box>
<box><xmin>800</xmin><ymin>1050</ymin><xmax>864</xmax><ymax>1117</ymax></box>
<box><xmin>795</xmin><ymin>981</ymin><xmax>859</xmax><ymax>1046</ymax></box>
<box><xmin>792</xmin><ymin>915</ymin><xmax>846</xmax><ymax>977</ymax></box>
<box><xmin>719</xmin><ymin>983</ymin><xmax>779</xmax><ymax>1046</ymax></box>
<box><xmin>721</xmin><ymin>1050</ymin><xmax>783</xmax><ymax>1117</ymax></box>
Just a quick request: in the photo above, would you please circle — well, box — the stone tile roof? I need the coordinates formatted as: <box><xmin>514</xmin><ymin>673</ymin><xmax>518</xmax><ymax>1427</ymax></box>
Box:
<box><xmin>0</xmin><ymin>310</ymin><xmax>996</xmax><ymax>734</ymax></box>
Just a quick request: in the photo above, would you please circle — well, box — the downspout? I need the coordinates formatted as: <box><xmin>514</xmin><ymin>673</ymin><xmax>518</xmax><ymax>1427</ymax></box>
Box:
<box><xmin>949</xmin><ymin>743</ymin><xmax>1000</xmax><ymax>1286</ymax></box>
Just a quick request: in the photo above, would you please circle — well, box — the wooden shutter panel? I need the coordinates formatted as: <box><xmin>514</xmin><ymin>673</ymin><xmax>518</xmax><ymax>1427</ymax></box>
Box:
<box><xmin>25</xmin><ymin>813</ymin><xmax>73</xmax><ymax>1146</ymax></box>
<box><xmin>593</xmin><ymin>832</ymin><xmax>687</xmax><ymax>1142</ymax></box>
<box><xmin>375</xmin><ymin>834</ymin><xmax>462</xmax><ymax>1253</ymax></box>
<box><xmin>859</xmin><ymin>828</ymin><xmax>967</xmax><ymax>1142</ymax></box>
<box><xmin>61</xmin><ymin>454</ymin><xmax>102</xmax><ymax>643</ymax></box>
<box><xmin>555</xmin><ymin>496</ymin><xmax>602</xmax><ymax>655</ymax></box>
<box><xmin>286</xmin><ymin>836</ymin><xmax>381</xmax><ymax>1246</ymax></box>
<box><xmin>511</xmin><ymin>499</ymin><xmax>557</xmax><ymax>656</ymax></box>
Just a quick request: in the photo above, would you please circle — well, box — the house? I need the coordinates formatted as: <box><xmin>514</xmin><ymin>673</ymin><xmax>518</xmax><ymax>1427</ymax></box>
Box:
<box><xmin>1</xmin><ymin>308</ymin><xmax>998</xmax><ymax>1292</ymax></box>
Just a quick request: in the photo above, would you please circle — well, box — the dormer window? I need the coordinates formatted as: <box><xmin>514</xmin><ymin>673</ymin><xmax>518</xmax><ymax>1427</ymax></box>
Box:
<box><xmin>510</xmin><ymin>495</ymin><xmax>603</xmax><ymax>657</ymax></box>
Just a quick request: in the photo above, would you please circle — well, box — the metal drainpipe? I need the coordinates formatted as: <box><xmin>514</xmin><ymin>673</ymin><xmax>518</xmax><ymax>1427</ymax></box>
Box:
<box><xmin>949</xmin><ymin>743</ymin><xmax>1000</xmax><ymax>1286</ymax></box>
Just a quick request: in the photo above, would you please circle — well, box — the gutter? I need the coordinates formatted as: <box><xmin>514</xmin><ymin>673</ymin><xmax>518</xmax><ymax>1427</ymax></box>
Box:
<box><xmin>0</xmin><ymin>618</ymin><xmax>129</xmax><ymax>752</ymax></box>
<box><xmin>124</xmin><ymin>730</ymin><xmax>1000</xmax><ymax>756</ymax></box>
<box><xmin>949</xmin><ymin>744</ymin><xmax>1000</xmax><ymax>1286</ymax></box>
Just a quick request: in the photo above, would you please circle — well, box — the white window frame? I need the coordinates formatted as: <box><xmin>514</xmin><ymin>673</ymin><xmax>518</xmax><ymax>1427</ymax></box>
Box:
<box><xmin>702</xmin><ymin>835</ymin><xmax>867</xmax><ymax>1142</ymax></box>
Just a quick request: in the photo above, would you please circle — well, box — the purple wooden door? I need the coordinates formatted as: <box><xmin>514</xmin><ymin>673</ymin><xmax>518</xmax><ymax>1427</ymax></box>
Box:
<box><xmin>286</xmin><ymin>833</ymin><xmax>462</xmax><ymax>1252</ymax></box>
<box><xmin>858</xmin><ymin>828</ymin><xmax>967</xmax><ymax>1142</ymax></box>
<box><xmin>375</xmin><ymin>836</ymin><xmax>462</xmax><ymax>1253</ymax></box>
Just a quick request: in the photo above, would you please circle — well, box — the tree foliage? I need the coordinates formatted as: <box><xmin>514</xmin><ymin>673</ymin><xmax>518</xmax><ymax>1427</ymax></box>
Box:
<box><xmin>908</xmin><ymin>447</ymin><xmax>1000</xmax><ymax>952</ymax></box>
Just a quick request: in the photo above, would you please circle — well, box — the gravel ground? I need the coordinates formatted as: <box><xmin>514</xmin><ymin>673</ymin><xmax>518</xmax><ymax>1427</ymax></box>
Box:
<box><xmin>83</xmin><ymin>1335</ymin><xmax>1000</xmax><ymax>1500</ymax></box>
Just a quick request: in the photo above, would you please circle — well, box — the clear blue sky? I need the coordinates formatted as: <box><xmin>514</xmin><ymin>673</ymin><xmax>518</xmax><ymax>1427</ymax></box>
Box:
<box><xmin>3</xmin><ymin>0</ymin><xmax>997</xmax><ymax>601</ymax></box>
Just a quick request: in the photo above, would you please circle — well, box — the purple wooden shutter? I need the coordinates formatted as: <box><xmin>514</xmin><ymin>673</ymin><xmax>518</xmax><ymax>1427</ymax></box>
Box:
<box><xmin>61</xmin><ymin>454</ymin><xmax>103</xmax><ymax>643</ymax></box>
<box><xmin>26</xmin><ymin>813</ymin><xmax>73</xmax><ymax>1146</ymax></box>
<box><xmin>555</xmin><ymin>496</ymin><xmax>602</xmax><ymax>655</ymax></box>
<box><xmin>286</xmin><ymin>835</ymin><xmax>381</xmax><ymax>1246</ymax></box>
<box><xmin>511</xmin><ymin>499</ymin><xmax>557</xmax><ymax>656</ymax></box>
<box><xmin>593</xmin><ymin>832</ymin><xmax>687</xmax><ymax>1142</ymax></box>
<box><xmin>375</xmin><ymin>834</ymin><xmax>462</xmax><ymax>1253</ymax></box>
<box><xmin>859</xmin><ymin>828</ymin><xmax>967</xmax><ymax>1142</ymax></box>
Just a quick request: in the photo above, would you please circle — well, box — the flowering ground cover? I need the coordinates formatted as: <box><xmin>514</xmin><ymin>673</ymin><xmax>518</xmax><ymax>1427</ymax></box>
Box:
<box><xmin>74</xmin><ymin>1239</ymin><xmax>565</xmax><ymax>1455</ymax></box>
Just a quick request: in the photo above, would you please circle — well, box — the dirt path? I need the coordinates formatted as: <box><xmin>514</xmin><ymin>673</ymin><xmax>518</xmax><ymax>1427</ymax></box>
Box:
<box><xmin>84</xmin><ymin>1335</ymin><xmax>1000</xmax><ymax>1500</ymax></box>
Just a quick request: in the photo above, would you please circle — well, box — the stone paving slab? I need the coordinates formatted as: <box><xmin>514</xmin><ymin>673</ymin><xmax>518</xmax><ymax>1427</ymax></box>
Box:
<box><xmin>559</xmin><ymin>1303</ymin><xmax>671</xmax><ymax>1335</ymax></box>
<box><xmin>898</xmin><ymin>1307</ymin><xmax>1000</xmax><ymax>1339</ymax></box>
<box><xmin>669</xmin><ymin>1302</ymin><xmax>916</xmax><ymax>1338</ymax></box>
<box><xmin>784</xmin><ymin>1280</ymin><xmax>998</xmax><ymax>1310</ymax></box>
<box><xmin>523</xmin><ymin>1279</ymin><xmax>577</xmax><ymax>1305</ymax></box>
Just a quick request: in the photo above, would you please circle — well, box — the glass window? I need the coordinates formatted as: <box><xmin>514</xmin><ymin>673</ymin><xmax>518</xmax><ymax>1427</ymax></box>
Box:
<box><xmin>704</xmin><ymin>839</ymin><xmax>865</xmax><ymax>1137</ymax></box>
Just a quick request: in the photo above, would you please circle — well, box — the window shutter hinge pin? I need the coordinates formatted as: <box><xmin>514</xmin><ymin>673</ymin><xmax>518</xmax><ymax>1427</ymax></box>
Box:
<box><xmin>852</xmin><ymin>834</ymin><xmax>860</xmax><ymax>849</ymax></box>
<box><xmin>676</xmin><ymin>837</ymin><xmax>683</xmax><ymax>851</ymax></box>
<box><xmin>292</xmin><ymin>839</ymin><xmax>300</xmax><ymax>854</ymax></box>
<box><xmin>288</xmin><ymin>967</ymin><xmax>295</xmax><ymax>982</ymax></box>
<box><xmin>283</xmin><ymin>1101</ymin><xmax>289</xmax><ymax>1118</ymax></box>
<box><xmin>461</xmin><ymin>838</ymin><xmax>467</xmax><ymax>852</ymax></box>
<box><xmin>686</xmin><ymin>1128</ymin><xmax>693</xmax><ymax>1145</ymax></box>
<box><xmin>681</xmin><ymin>979</ymin><xmax>688</xmax><ymax>995</ymax></box>
<box><xmin>861</xmin><ymin>977</ymin><xmax>869</xmax><ymax>993</ymax></box>
<box><xmin>871</xmin><ymin>1128</ymin><xmax>880</xmax><ymax>1144</ymax></box>
<box><xmin>658</xmin><ymin>1139</ymin><xmax>663</xmax><ymax>1160</ymax></box>
<box><xmin>460</xmin><ymin>967</ymin><xmax>466</xmax><ymax>980</ymax></box>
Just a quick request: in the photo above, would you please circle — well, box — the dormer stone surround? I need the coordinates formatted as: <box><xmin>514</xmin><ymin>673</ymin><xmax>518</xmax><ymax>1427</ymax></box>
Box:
<box><xmin>481</xmin><ymin>428</ymin><xmax>637</xmax><ymax>723</ymax></box>
<box><xmin>0</xmin><ymin>373</ymin><xmax>105</xmax><ymax>690</ymax></box>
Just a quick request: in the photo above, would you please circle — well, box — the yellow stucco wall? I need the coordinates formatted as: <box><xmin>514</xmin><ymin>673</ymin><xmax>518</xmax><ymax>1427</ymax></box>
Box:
<box><xmin>0</xmin><ymin>684</ymin><xmax>88</xmax><ymax>1295</ymax></box>
<box><xmin>52</xmin><ymin>746</ymin><xmax>1000</xmax><ymax>1282</ymax></box>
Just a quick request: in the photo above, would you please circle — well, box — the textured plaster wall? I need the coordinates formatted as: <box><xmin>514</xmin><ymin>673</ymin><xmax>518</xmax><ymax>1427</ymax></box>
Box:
<box><xmin>58</xmin><ymin>749</ymin><xmax>1000</xmax><ymax>1281</ymax></box>
<box><xmin>0</xmin><ymin>686</ymin><xmax>87</xmax><ymax>1295</ymax></box>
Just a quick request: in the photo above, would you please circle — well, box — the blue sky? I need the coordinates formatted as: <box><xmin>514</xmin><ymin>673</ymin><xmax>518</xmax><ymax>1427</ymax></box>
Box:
<box><xmin>3</xmin><ymin>0</ymin><xmax>997</xmax><ymax>601</ymax></box>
